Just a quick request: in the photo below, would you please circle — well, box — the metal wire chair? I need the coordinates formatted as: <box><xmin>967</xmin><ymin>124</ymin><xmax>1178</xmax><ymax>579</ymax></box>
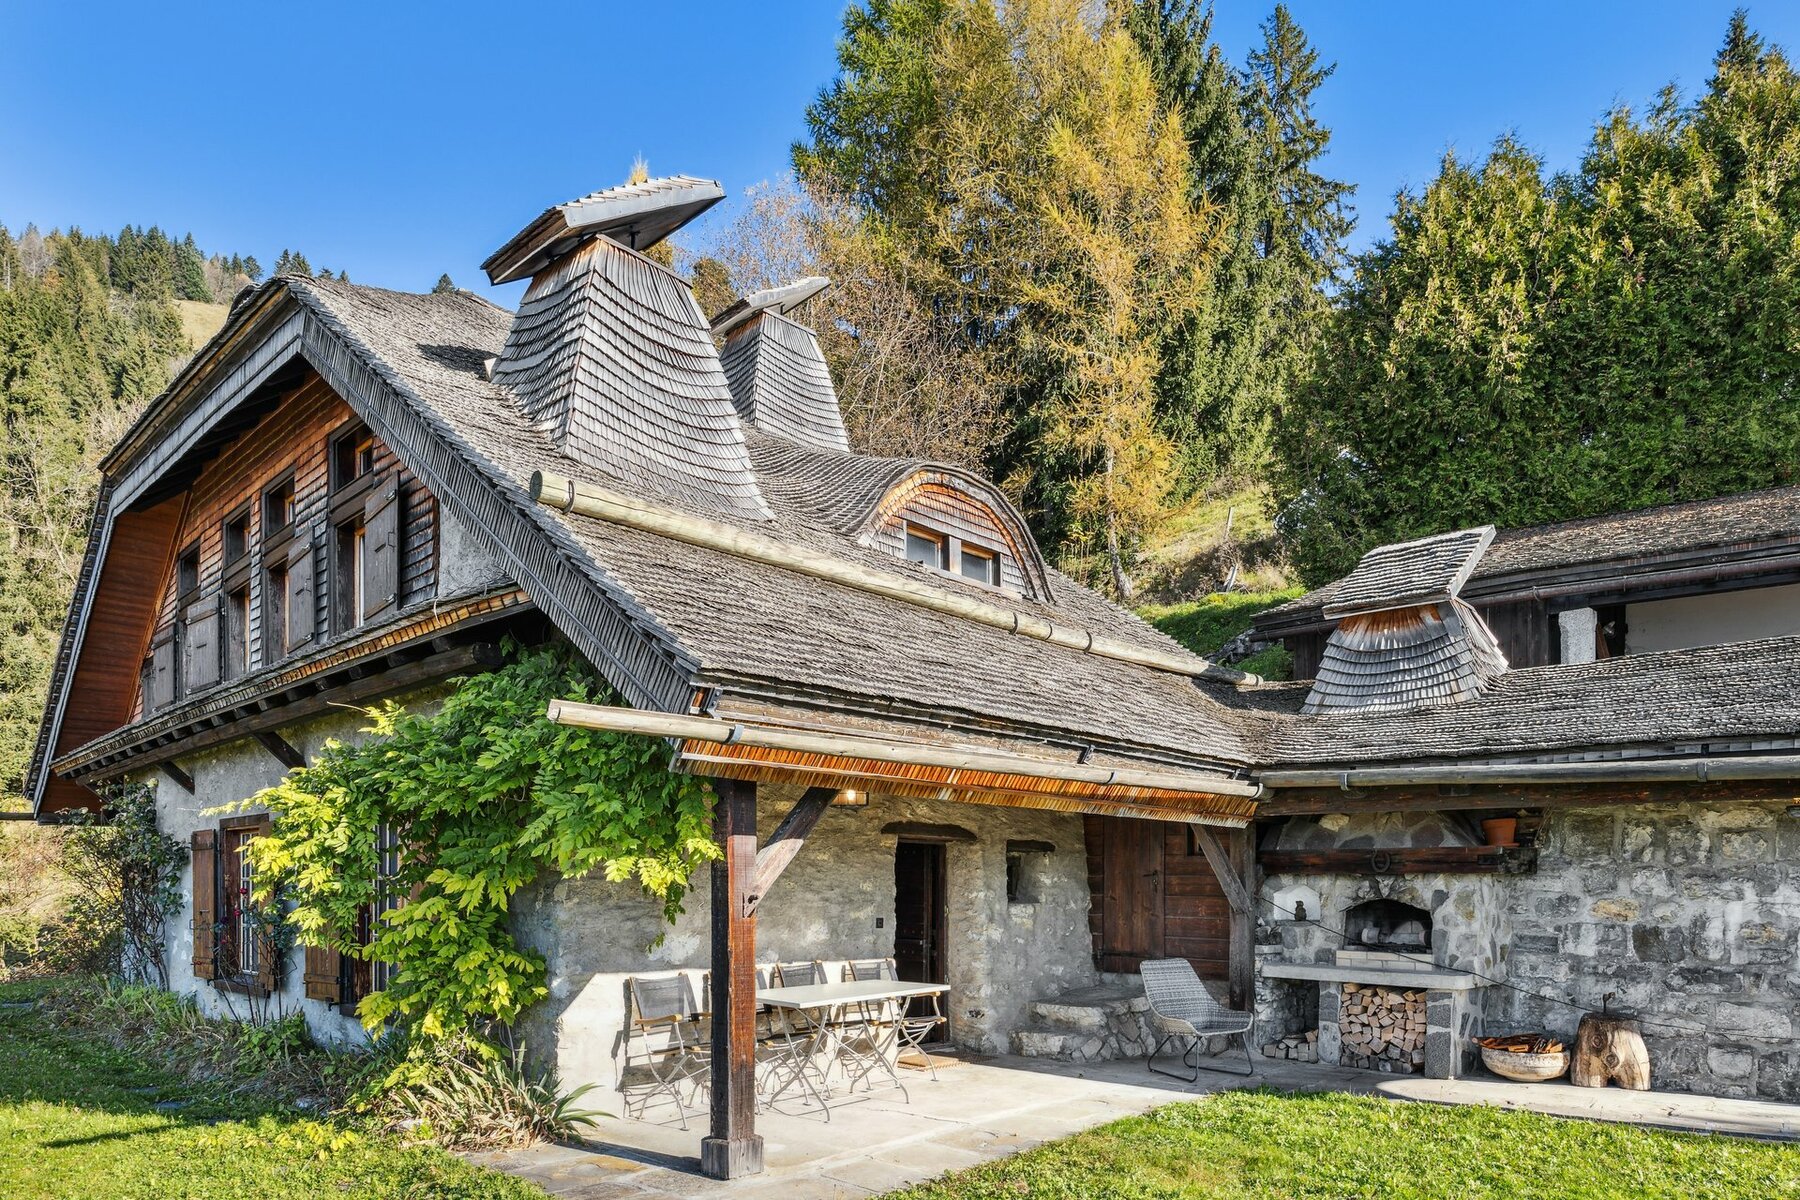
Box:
<box><xmin>1140</xmin><ymin>958</ymin><xmax>1255</xmax><ymax>1079</ymax></box>
<box><xmin>773</xmin><ymin>960</ymin><xmax>828</xmax><ymax>987</ymax></box>
<box><xmin>626</xmin><ymin>974</ymin><xmax>708</xmax><ymax>1128</ymax></box>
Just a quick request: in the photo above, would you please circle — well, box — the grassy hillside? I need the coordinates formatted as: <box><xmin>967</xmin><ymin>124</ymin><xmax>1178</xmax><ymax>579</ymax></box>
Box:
<box><xmin>175</xmin><ymin>299</ymin><xmax>229</xmax><ymax>351</ymax></box>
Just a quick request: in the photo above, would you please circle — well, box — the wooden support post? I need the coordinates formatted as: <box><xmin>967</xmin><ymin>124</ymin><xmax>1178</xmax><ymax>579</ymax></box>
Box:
<box><xmin>158</xmin><ymin>760</ymin><xmax>195</xmax><ymax>793</ymax></box>
<box><xmin>1227</xmin><ymin>826</ymin><xmax>1255</xmax><ymax>1012</ymax></box>
<box><xmin>701</xmin><ymin>778</ymin><xmax>763</xmax><ymax>1180</ymax></box>
<box><xmin>745</xmin><ymin>787</ymin><xmax>833</xmax><ymax>915</ymax></box>
<box><xmin>1190</xmin><ymin>824</ymin><xmax>1254</xmax><ymax>916</ymax></box>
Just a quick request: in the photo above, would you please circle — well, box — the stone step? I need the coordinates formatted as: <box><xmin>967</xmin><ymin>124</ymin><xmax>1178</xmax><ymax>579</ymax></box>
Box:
<box><xmin>1026</xmin><ymin>1000</ymin><xmax>1111</xmax><ymax>1032</ymax></box>
<box><xmin>1011</xmin><ymin>1028</ymin><xmax>1088</xmax><ymax>1059</ymax></box>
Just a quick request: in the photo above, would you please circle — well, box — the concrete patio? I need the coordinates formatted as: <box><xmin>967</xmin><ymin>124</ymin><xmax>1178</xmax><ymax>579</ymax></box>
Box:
<box><xmin>468</xmin><ymin>1051</ymin><xmax>1800</xmax><ymax>1198</ymax></box>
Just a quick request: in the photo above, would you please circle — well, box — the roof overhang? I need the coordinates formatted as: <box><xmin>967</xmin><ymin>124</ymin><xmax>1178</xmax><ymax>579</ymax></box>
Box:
<box><xmin>482</xmin><ymin>176</ymin><xmax>725</xmax><ymax>286</ymax></box>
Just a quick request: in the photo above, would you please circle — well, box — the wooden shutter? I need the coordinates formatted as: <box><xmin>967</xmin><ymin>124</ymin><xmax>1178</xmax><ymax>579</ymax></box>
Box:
<box><xmin>191</xmin><ymin>829</ymin><xmax>218</xmax><ymax>980</ymax></box>
<box><xmin>182</xmin><ymin>594</ymin><xmax>223</xmax><ymax>691</ymax></box>
<box><xmin>149</xmin><ymin>626</ymin><xmax>177</xmax><ymax>711</ymax></box>
<box><xmin>286</xmin><ymin>534</ymin><xmax>316</xmax><ymax>650</ymax></box>
<box><xmin>363</xmin><ymin>478</ymin><xmax>401</xmax><ymax>621</ymax></box>
<box><xmin>303</xmin><ymin>943</ymin><xmax>343</xmax><ymax>1003</ymax></box>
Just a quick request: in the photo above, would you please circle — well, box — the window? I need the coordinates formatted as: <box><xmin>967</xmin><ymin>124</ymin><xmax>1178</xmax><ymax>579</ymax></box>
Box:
<box><xmin>225</xmin><ymin>585</ymin><xmax>250</xmax><ymax>678</ymax></box>
<box><xmin>222</xmin><ymin>507</ymin><xmax>251</xmax><ymax>566</ymax></box>
<box><xmin>958</xmin><ymin>543</ymin><xmax>997</xmax><ymax>586</ymax></box>
<box><xmin>332</xmin><ymin>424</ymin><xmax>376</xmax><ymax>491</ymax></box>
<box><xmin>219</xmin><ymin>822</ymin><xmax>265</xmax><ymax>984</ymax></box>
<box><xmin>263</xmin><ymin>475</ymin><xmax>296</xmax><ymax>536</ymax></box>
<box><xmin>904</xmin><ymin>525</ymin><xmax>948</xmax><ymax>570</ymax></box>
<box><xmin>176</xmin><ymin>543</ymin><xmax>201</xmax><ymax>598</ymax></box>
<box><xmin>334</xmin><ymin>517</ymin><xmax>366</xmax><ymax>634</ymax></box>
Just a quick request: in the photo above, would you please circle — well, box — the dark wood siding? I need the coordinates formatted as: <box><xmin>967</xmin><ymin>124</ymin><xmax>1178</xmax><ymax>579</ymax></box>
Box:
<box><xmin>136</xmin><ymin>370</ymin><xmax>440</xmax><ymax>715</ymax></box>
<box><xmin>1477</xmin><ymin>597</ymin><xmax>1551</xmax><ymax>667</ymax></box>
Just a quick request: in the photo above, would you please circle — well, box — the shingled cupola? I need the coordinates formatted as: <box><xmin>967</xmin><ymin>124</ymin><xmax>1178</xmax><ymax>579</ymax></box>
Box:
<box><xmin>483</xmin><ymin>175</ymin><xmax>773</xmax><ymax>521</ymax></box>
<box><xmin>1301</xmin><ymin>526</ymin><xmax>1508</xmax><ymax>715</ymax></box>
<box><xmin>711</xmin><ymin>277</ymin><xmax>850</xmax><ymax>453</ymax></box>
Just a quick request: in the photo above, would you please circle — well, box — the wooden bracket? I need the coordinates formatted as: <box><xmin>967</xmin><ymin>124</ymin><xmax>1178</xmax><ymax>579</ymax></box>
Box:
<box><xmin>744</xmin><ymin>787</ymin><xmax>834</xmax><ymax>916</ymax></box>
<box><xmin>1191</xmin><ymin>824</ymin><xmax>1255</xmax><ymax>916</ymax></box>
<box><xmin>158</xmin><ymin>761</ymin><xmax>196</xmax><ymax>793</ymax></box>
<box><xmin>255</xmin><ymin>731</ymin><xmax>305</xmax><ymax>771</ymax></box>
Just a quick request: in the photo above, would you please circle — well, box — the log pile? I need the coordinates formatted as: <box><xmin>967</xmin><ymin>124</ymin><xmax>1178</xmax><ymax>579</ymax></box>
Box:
<box><xmin>1340</xmin><ymin>982</ymin><xmax>1426</xmax><ymax>1072</ymax></box>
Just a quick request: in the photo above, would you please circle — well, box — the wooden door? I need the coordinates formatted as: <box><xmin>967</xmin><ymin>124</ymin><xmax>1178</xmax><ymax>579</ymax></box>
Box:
<box><xmin>894</xmin><ymin>840</ymin><xmax>948</xmax><ymax>1039</ymax></box>
<box><xmin>1099</xmin><ymin>818</ymin><xmax>1164</xmax><ymax>972</ymax></box>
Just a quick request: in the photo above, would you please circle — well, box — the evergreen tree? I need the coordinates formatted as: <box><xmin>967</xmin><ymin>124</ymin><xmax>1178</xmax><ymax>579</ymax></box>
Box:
<box><xmin>242</xmin><ymin>255</ymin><xmax>263</xmax><ymax>283</ymax></box>
<box><xmin>432</xmin><ymin>272</ymin><xmax>456</xmax><ymax>294</ymax></box>
<box><xmin>175</xmin><ymin>233</ymin><xmax>210</xmax><ymax>301</ymax></box>
<box><xmin>1275</xmin><ymin>14</ymin><xmax>1800</xmax><ymax>583</ymax></box>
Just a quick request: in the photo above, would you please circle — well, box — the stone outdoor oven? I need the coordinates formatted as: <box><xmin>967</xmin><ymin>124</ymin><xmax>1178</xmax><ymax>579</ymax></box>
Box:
<box><xmin>1254</xmin><ymin>812</ymin><xmax>1502</xmax><ymax>1077</ymax></box>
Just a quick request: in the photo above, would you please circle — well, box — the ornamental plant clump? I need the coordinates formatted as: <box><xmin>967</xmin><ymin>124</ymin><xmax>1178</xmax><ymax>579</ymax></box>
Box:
<box><xmin>241</xmin><ymin>642</ymin><xmax>718</xmax><ymax>1044</ymax></box>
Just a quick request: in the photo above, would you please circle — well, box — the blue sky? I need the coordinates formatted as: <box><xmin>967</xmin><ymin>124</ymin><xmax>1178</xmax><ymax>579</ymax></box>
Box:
<box><xmin>3</xmin><ymin>1</ymin><xmax>1795</xmax><ymax>305</ymax></box>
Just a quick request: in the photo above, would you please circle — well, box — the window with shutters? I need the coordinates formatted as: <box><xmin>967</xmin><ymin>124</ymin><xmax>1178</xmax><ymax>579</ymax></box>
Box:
<box><xmin>181</xmin><ymin>593</ymin><xmax>223</xmax><ymax>695</ymax></box>
<box><xmin>332</xmin><ymin>423</ymin><xmax>376</xmax><ymax>491</ymax></box>
<box><xmin>201</xmin><ymin>815</ymin><xmax>278</xmax><ymax>995</ymax></box>
<box><xmin>176</xmin><ymin>542</ymin><xmax>201</xmax><ymax>600</ymax></box>
<box><xmin>222</xmin><ymin>505</ymin><xmax>251</xmax><ymax>567</ymax></box>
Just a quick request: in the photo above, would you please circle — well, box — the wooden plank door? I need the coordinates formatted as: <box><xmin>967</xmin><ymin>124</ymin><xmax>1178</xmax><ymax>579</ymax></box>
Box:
<box><xmin>1098</xmin><ymin>818</ymin><xmax>1164</xmax><ymax>972</ymax></box>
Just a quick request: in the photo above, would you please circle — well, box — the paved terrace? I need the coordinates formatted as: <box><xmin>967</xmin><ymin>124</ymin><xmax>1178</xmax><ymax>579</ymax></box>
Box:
<box><xmin>470</xmin><ymin>1053</ymin><xmax>1800</xmax><ymax>1198</ymax></box>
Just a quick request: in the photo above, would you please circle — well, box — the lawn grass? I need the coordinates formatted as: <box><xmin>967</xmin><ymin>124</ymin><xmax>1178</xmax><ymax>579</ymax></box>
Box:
<box><xmin>0</xmin><ymin>979</ymin><xmax>543</xmax><ymax>1200</ymax></box>
<box><xmin>891</xmin><ymin>1089</ymin><xmax>1800</xmax><ymax>1200</ymax></box>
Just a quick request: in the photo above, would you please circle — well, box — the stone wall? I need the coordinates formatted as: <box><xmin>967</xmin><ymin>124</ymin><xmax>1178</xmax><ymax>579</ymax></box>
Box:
<box><xmin>513</xmin><ymin>787</ymin><xmax>1098</xmax><ymax>1099</ymax></box>
<box><xmin>1493</xmin><ymin>802</ymin><xmax>1800</xmax><ymax>1101</ymax></box>
<box><xmin>144</xmin><ymin>695</ymin><xmax>455</xmax><ymax>1047</ymax></box>
<box><xmin>1257</xmin><ymin>801</ymin><xmax>1800</xmax><ymax>1100</ymax></box>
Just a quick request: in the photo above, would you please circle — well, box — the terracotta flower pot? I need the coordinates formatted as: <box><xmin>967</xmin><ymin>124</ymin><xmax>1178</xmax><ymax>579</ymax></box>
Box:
<box><xmin>1481</xmin><ymin>817</ymin><xmax>1518</xmax><ymax>847</ymax></box>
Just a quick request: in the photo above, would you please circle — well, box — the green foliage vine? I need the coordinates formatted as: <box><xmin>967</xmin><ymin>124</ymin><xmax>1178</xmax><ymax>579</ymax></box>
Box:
<box><xmin>241</xmin><ymin>642</ymin><xmax>718</xmax><ymax>1042</ymax></box>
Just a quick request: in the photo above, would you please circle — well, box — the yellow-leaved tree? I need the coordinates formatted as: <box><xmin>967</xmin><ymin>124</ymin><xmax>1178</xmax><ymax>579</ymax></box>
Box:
<box><xmin>1007</xmin><ymin>2</ymin><xmax>1217</xmax><ymax>599</ymax></box>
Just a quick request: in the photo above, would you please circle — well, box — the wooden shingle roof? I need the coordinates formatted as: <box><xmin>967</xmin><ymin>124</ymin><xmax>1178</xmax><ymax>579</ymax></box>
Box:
<box><xmin>482</xmin><ymin>175</ymin><xmax>724</xmax><ymax>286</ymax></box>
<box><xmin>719</xmin><ymin>311</ymin><xmax>851</xmax><ymax>452</ymax></box>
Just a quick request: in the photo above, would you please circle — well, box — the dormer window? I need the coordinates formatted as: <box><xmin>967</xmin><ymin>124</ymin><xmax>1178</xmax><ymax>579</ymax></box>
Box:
<box><xmin>905</xmin><ymin>525</ymin><xmax>948</xmax><ymax>570</ymax></box>
<box><xmin>959</xmin><ymin>544</ymin><xmax>997</xmax><ymax>586</ymax></box>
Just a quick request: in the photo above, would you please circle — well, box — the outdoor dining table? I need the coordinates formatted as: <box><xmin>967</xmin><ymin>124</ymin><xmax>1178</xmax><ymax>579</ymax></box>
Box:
<box><xmin>754</xmin><ymin>979</ymin><xmax>949</xmax><ymax>1118</ymax></box>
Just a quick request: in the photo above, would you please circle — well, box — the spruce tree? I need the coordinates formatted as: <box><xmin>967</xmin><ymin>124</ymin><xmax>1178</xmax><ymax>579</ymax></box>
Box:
<box><xmin>242</xmin><ymin>255</ymin><xmax>263</xmax><ymax>283</ymax></box>
<box><xmin>432</xmin><ymin>273</ymin><xmax>456</xmax><ymax>294</ymax></box>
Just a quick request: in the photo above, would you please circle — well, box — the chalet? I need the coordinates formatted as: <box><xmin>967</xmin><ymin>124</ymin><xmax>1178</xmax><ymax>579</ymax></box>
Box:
<box><xmin>25</xmin><ymin>175</ymin><xmax>1800</xmax><ymax>1178</ymax></box>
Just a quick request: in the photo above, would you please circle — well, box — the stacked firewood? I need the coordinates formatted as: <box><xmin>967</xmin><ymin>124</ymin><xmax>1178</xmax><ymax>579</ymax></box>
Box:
<box><xmin>1340</xmin><ymin>983</ymin><xmax>1426</xmax><ymax>1072</ymax></box>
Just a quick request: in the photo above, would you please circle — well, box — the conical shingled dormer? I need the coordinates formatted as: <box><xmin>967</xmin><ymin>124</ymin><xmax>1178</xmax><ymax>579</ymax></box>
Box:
<box><xmin>1301</xmin><ymin>526</ymin><xmax>1508</xmax><ymax>715</ymax></box>
<box><xmin>484</xmin><ymin>176</ymin><xmax>772</xmax><ymax>521</ymax></box>
<box><xmin>712</xmin><ymin>277</ymin><xmax>849</xmax><ymax>453</ymax></box>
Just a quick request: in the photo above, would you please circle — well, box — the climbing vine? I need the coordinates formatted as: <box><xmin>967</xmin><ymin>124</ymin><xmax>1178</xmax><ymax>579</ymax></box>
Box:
<box><xmin>241</xmin><ymin>641</ymin><xmax>718</xmax><ymax>1042</ymax></box>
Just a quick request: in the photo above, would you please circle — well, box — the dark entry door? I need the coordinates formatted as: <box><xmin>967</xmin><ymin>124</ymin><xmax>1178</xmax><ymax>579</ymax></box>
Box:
<box><xmin>894</xmin><ymin>840</ymin><xmax>948</xmax><ymax>1037</ymax></box>
<box><xmin>1100</xmin><ymin>818</ymin><xmax>1165</xmax><ymax>972</ymax></box>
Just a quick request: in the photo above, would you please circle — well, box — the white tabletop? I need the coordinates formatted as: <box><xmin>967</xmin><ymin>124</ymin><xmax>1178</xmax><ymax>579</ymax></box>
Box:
<box><xmin>755</xmin><ymin>979</ymin><xmax>947</xmax><ymax>1009</ymax></box>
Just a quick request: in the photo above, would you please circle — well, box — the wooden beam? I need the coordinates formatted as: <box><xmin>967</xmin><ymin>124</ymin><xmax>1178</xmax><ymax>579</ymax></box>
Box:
<box><xmin>255</xmin><ymin>731</ymin><xmax>305</xmax><ymax>771</ymax></box>
<box><xmin>745</xmin><ymin>787</ymin><xmax>832</xmax><ymax>916</ymax></box>
<box><xmin>701</xmin><ymin>778</ymin><xmax>763</xmax><ymax>1180</ymax></box>
<box><xmin>1227</xmin><ymin>827</ymin><xmax>1254</xmax><ymax>1012</ymax></box>
<box><xmin>1190</xmin><ymin>824</ymin><xmax>1254</xmax><ymax>916</ymax></box>
<box><xmin>68</xmin><ymin>643</ymin><xmax>502</xmax><ymax>781</ymax></box>
<box><xmin>1258</xmin><ymin>846</ymin><xmax>1534</xmax><ymax>875</ymax></box>
<box><xmin>158</xmin><ymin>761</ymin><xmax>195</xmax><ymax>793</ymax></box>
<box><xmin>878</xmin><ymin>821</ymin><xmax>979</xmax><ymax>843</ymax></box>
<box><xmin>1257</xmin><ymin>777</ymin><xmax>1800</xmax><ymax>816</ymax></box>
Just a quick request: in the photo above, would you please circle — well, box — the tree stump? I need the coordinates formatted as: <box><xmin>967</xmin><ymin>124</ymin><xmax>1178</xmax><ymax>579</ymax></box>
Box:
<box><xmin>1572</xmin><ymin>1013</ymin><xmax>1650</xmax><ymax>1090</ymax></box>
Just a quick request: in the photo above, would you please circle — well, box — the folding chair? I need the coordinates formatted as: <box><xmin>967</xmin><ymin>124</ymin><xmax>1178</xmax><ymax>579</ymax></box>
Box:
<box><xmin>848</xmin><ymin>957</ymin><xmax>946</xmax><ymax>1081</ymax></box>
<box><xmin>625</xmin><ymin>974</ymin><xmax>708</xmax><ymax>1128</ymax></box>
